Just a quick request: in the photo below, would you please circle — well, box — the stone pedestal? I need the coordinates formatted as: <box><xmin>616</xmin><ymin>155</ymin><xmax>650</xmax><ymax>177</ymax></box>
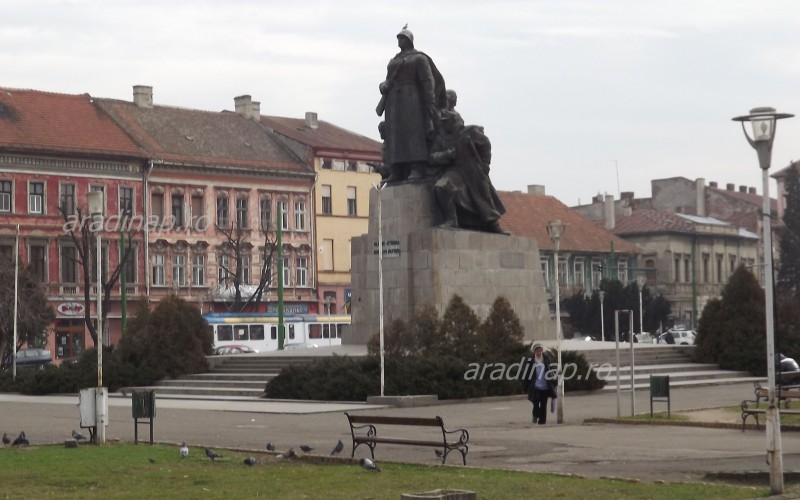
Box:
<box><xmin>348</xmin><ymin>182</ymin><xmax>554</xmax><ymax>345</ymax></box>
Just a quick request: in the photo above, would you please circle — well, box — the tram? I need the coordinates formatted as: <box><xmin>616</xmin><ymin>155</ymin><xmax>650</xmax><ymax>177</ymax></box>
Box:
<box><xmin>203</xmin><ymin>312</ymin><xmax>349</xmax><ymax>352</ymax></box>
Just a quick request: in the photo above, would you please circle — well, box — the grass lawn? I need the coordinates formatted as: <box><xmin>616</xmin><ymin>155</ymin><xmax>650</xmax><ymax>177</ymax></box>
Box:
<box><xmin>0</xmin><ymin>442</ymin><xmax>771</xmax><ymax>499</ymax></box>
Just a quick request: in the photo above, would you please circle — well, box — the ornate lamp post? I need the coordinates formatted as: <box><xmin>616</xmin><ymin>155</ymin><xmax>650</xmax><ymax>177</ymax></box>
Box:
<box><xmin>733</xmin><ymin>106</ymin><xmax>794</xmax><ymax>495</ymax></box>
<box><xmin>547</xmin><ymin>220</ymin><xmax>566</xmax><ymax>424</ymax></box>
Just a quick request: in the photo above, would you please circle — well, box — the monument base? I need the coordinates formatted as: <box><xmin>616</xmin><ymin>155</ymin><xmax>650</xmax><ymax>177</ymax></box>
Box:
<box><xmin>348</xmin><ymin>182</ymin><xmax>554</xmax><ymax>346</ymax></box>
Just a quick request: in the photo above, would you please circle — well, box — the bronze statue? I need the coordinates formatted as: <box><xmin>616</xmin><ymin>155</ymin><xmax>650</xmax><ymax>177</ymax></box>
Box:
<box><xmin>377</xmin><ymin>25</ymin><xmax>446</xmax><ymax>182</ymax></box>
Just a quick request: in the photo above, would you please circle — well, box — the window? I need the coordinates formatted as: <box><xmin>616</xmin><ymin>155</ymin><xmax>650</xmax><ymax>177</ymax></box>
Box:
<box><xmin>558</xmin><ymin>259</ymin><xmax>569</xmax><ymax>286</ymax></box>
<box><xmin>323</xmin><ymin>291</ymin><xmax>337</xmax><ymax>314</ymax></box>
<box><xmin>347</xmin><ymin>160</ymin><xmax>357</xmax><ymax>172</ymax></box>
<box><xmin>119</xmin><ymin>187</ymin><xmax>133</xmax><ymax>216</ymax></box>
<box><xmin>216</xmin><ymin>195</ymin><xmax>229</xmax><ymax>228</ymax></box>
<box><xmin>152</xmin><ymin>254</ymin><xmax>165</xmax><ymax>286</ymax></box>
<box><xmin>702</xmin><ymin>253</ymin><xmax>710</xmax><ymax>283</ymax></box>
<box><xmin>540</xmin><ymin>258</ymin><xmax>550</xmax><ymax>288</ymax></box>
<box><xmin>60</xmin><ymin>245</ymin><xmax>77</xmax><ymax>283</ymax></box>
<box><xmin>674</xmin><ymin>255</ymin><xmax>681</xmax><ymax>282</ymax></box>
<box><xmin>279</xmin><ymin>200</ymin><xmax>289</xmax><ymax>230</ymax></box>
<box><xmin>294</xmin><ymin>201</ymin><xmax>306</xmax><ymax>231</ymax></box>
<box><xmin>260</xmin><ymin>198</ymin><xmax>272</xmax><ymax>230</ymax></box>
<box><xmin>282</xmin><ymin>257</ymin><xmax>291</xmax><ymax>286</ymax></box>
<box><xmin>332</xmin><ymin>159</ymin><xmax>345</xmax><ymax>171</ymax></box>
<box><xmin>240</xmin><ymin>255</ymin><xmax>250</xmax><ymax>285</ymax></box>
<box><xmin>29</xmin><ymin>182</ymin><xmax>44</xmax><ymax>214</ymax></box>
<box><xmin>716</xmin><ymin>254</ymin><xmax>723</xmax><ymax>283</ymax></box>
<box><xmin>729</xmin><ymin>254</ymin><xmax>737</xmax><ymax>276</ymax></box>
<box><xmin>321</xmin><ymin>239</ymin><xmax>334</xmax><ymax>271</ymax></box>
<box><xmin>191</xmin><ymin>195</ymin><xmax>204</xmax><ymax>230</ymax></box>
<box><xmin>218</xmin><ymin>254</ymin><xmax>230</xmax><ymax>283</ymax></box>
<box><xmin>573</xmin><ymin>259</ymin><xmax>585</xmax><ymax>289</ymax></box>
<box><xmin>151</xmin><ymin>193</ymin><xmax>164</xmax><ymax>224</ymax></box>
<box><xmin>321</xmin><ymin>185</ymin><xmax>332</xmax><ymax>215</ymax></box>
<box><xmin>172</xmin><ymin>194</ymin><xmax>184</xmax><ymax>228</ymax></box>
<box><xmin>173</xmin><ymin>254</ymin><xmax>186</xmax><ymax>286</ymax></box>
<box><xmin>192</xmin><ymin>254</ymin><xmax>205</xmax><ymax>286</ymax></box>
<box><xmin>122</xmin><ymin>244</ymin><xmax>137</xmax><ymax>284</ymax></box>
<box><xmin>29</xmin><ymin>244</ymin><xmax>46</xmax><ymax>282</ymax></box>
<box><xmin>0</xmin><ymin>244</ymin><xmax>12</xmax><ymax>262</ymax></box>
<box><xmin>684</xmin><ymin>257</ymin><xmax>690</xmax><ymax>284</ymax></box>
<box><xmin>236</xmin><ymin>197</ymin><xmax>248</xmax><ymax>229</ymax></box>
<box><xmin>217</xmin><ymin>325</ymin><xmax>233</xmax><ymax>342</ymax></box>
<box><xmin>618</xmin><ymin>258</ymin><xmax>628</xmax><ymax>285</ymax></box>
<box><xmin>347</xmin><ymin>186</ymin><xmax>357</xmax><ymax>216</ymax></box>
<box><xmin>591</xmin><ymin>258</ymin><xmax>602</xmax><ymax>288</ymax></box>
<box><xmin>250</xmin><ymin>325</ymin><xmax>265</xmax><ymax>340</ymax></box>
<box><xmin>234</xmin><ymin>325</ymin><xmax>248</xmax><ymax>341</ymax></box>
<box><xmin>60</xmin><ymin>184</ymin><xmax>76</xmax><ymax>215</ymax></box>
<box><xmin>321</xmin><ymin>158</ymin><xmax>332</xmax><ymax>170</ymax></box>
<box><xmin>0</xmin><ymin>180</ymin><xmax>11</xmax><ymax>213</ymax></box>
<box><xmin>295</xmin><ymin>257</ymin><xmax>308</xmax><ymax>287</ymax></box>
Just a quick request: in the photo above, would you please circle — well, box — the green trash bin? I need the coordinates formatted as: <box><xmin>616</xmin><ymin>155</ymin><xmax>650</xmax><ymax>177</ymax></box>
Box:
<box><xmin>650</xmin><ymin>375</ymin><xmax>670</xmax><ymax>417</ymax></box>
<box><xmin>131</xmin><ymin>390</ymin><xmax>155</xmax><ymax>444</ymax></box>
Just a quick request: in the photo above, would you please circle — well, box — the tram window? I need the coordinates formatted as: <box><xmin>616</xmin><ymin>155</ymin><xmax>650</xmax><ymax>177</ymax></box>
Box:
<box><xmin>270</xmin><ymin>326</ymin><xmax>277</xmax><ymax>340</ymax></box>
<box><xmin>250</xmin><ymin>325</ymin><xmax>265</xmax><ymax>340</ymax></box>
<box><xmin>288</xmin><ymin>324</ymin><xmax>295</xmax><ymax>340</ymax></box>
<box><xmin>337</xmin><ymin>324</ymin><xmax>344</xmax><ymax>338</ymax></box>
<box><xmin>234</xmin><ymin>325</ymin><xmax>249</xmax><ymax>341</ymax></box>
<box><xmin>322</xmin><ymin>324</ymin><xmax>330</xmax><ymax>339</ymax></box>
<box><xmin>217</xmin><ymin>325</ymin><xmax>233</xmax><ymax>342</ymax></box>
<box><xmin>309</xmin><ymin>324</ymin><xmax>321</xmax><ymax>339</ymax></box>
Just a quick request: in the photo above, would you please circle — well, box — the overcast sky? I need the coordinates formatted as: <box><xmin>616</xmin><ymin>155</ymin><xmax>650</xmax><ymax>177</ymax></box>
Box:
<box><xmin>4</xmin><ymin>0</ymin><xmax>800</xmax><ymax>207</ymax></box>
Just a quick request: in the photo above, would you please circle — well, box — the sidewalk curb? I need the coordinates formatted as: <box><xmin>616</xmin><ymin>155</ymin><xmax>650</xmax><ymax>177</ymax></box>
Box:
<box><xmin>584</xmin><ymin>417</ymin><xmax>800</xmax><ymax>432</ymax></box>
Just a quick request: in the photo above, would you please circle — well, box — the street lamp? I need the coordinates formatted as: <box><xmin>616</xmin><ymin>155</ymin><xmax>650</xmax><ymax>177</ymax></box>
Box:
<box><xmin>599</xmin><ymin>290</ymin><xmax>605</xmax><ymax>342</ymax></box>
<box><xmin>373</xmin><ymin>182</ymin><xmax>386</xmax><ymax>397</ymax></box>
<box><xmin>87</xmin><ymin>190</ymin><xmax>107</xmax><ymax>444</ymax></box>
<box><xmin>547</xmin><ymin>220</ymin><xmax>566</xmax><ymax>424</ymax></box>
<box><xmin>637</xmin><ymin>276</ymin><xmax>646</xmax><ymax>339</ymax></box>
<box><xmin>733</xmin><ymin>106</ymin><xmax>794</xmax><ymax>495</ymax></box>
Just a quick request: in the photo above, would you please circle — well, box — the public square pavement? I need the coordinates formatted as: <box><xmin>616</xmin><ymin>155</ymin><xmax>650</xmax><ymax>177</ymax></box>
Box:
<box><xmin>2</xmin><ymin>381</ymin><xmax>800</xmax><ymax>485</ymax></box>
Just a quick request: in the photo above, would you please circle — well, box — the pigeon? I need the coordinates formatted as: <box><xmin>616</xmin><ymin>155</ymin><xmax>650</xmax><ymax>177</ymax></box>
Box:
<box><xmin>72</xmin><ymin>430</ymin><xmax>86</xmax><ymax>441</ymax></box>
<box><xmin>2</xmin><ymin>432</ymin><xmax>9</xmax><ymax>446</ymax></box>
<box><xmin>360</xmin><ymin>457</ymin><xmax>381</xmax><ymax>472</ymax></box>
<box><xmin>276</xmin><ymin>448</ymin><xmax>296</xmax><ymax>460</ymax></box>
<box><xmin>435</xmin><ymin>449</ymin><xmax>444</xmax><ymax>458</ymax></box>
<box><xmin>12</xmin><ymin>431</ymin><xmax>29</xmax><ymax>447</ymax></box>
<box><xmin>148</xmin><ymin>458</ymin><xmax>156</xmax><ymax>464</ymax></box>
<box><xmin>243</xmin><ymin>457</ymin><xmax>258</xmax><ymax>466</ymax></box>
<box><xmin>330</xmin><ymin>440</ymin><xmax>344</xmax><ymax>456</ymax></box>
<box><xmin>204</xmin><ymin>447</ymin><xmax>222</xmax><ymax>461</ymax></box>
<box><xmin>299</xmin><ymin>445</ymin><xmax>314</xmax><ymax>453</ymax></box>
<box><xmin>180</xmin><ymin>442</ymin><xmax>189</xmax><ymax>458</ymax></box>
<box><xmin>266</xmin><ymin>442</ymin><xmax>276</xmax><ymax>452</ymax></box>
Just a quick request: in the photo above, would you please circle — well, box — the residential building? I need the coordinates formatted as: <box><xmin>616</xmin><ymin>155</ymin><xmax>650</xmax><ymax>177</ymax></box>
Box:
<box><xmin>260</xmin><ymin>111</ymin><xmax>382</xmax><ymax>314</ymax></box>
<box><xmin>499</xmin><ymin>186</ymin><xmax>641</xmax><ymax>328</ymax></box>
<box><xmin>0</xmin><ymin>88</ymin><xmax>147</xmax><ymax>360</ymax></box>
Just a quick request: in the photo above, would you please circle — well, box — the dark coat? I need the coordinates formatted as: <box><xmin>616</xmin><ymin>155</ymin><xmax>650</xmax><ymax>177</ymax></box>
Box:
<box><xmin>525</xmin><ymin>354</ymin><xmax>557</xmax><ymax>401</ymax></box>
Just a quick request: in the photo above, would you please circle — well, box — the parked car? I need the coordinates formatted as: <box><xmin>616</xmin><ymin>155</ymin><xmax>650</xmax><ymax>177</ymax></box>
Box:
<box><xmin>213</xmin><ymin>345</ymin><xmax>259</xmax><ymax>355</ymax></box>
<box><xmin>657</xmin><ymin>330</ymin><xmax>696</xmax><ymax>345</ymax></box>
<box><xmin>14</xmin><ymin>348</ymin><xmax>53</xmax><ymax>369</ymax></box>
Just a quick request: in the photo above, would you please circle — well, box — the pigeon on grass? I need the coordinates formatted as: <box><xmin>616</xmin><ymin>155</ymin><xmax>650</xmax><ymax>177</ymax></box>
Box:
<box><xmin>12</xmin><ymin>431</ymin><xmax>29</xmax><ymax>447</ymax></box>
<box><xmin>276</xmin><ymin>448</ymin><xmax>296</xmax><ymax>460</ymax></box>
<box><xmin>2</xmin><ymin>432</ymin><xmax>9</xmax><ymax>446</ymax></box>
<box><xmin>299</xmin><ymin>445</ymin><xmax>314</xmax><ymax>453</ymax></box>
<box><xmin>204</xmin><ymin>447</ymin><xmax>222</xmax><ymax>461</ymax></box>
<box><xmin>72</xmin><ymin>430</ymin><xmax>86</xmax><ymax>441</ymax></box>
<box><xmin>330</xmin><ymin>440</ymin><xmax>344</xmax><ymax>456</ymax></box>
<box><xmin>180</xmin><ymin>442</ymin><xmax>189</xmax><ymax>458</ymax></box>
<box><xmin>360</xmin><ymin>457</ymin><xmax>381</xmax><ymax>472</ymax></box>
<box><xmin>243</xmin><ymin>457</ymin><xmax>258</xmax><ymax>466</ymax></box>
<box><xmin>266</xmin><ymin>442</ymin><xmax>276</xmax><ymax>452</ymax></box>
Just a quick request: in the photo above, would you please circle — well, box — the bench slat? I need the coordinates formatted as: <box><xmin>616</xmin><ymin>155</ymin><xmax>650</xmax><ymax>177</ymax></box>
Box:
<box><xmin>348</xmin><ymin>415</ymin><xmax>442</xmax><ymax>427</ymax></box>
<box><xmin>355</xmin><ymin>437</ymin><xmax>445</xmax><ymax>447</ymax></box>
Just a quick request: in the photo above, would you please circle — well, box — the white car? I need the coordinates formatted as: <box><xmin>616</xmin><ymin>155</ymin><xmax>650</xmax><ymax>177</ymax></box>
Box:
<box><xmin>657</xmin><ymin>330</ymin><xmax>696</xmax><ymax>345</ymax></box>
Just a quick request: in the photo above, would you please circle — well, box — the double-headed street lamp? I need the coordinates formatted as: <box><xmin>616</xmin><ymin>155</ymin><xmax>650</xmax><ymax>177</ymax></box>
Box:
<box><xmin>547</xmin><ymin>220</ymin><xmax>565</xmax><ymax>424</ymax></box>
<box><xmin>733</xmin><ymin>106</ymin><xmax>794</xmax><ymax>495</ymax></box>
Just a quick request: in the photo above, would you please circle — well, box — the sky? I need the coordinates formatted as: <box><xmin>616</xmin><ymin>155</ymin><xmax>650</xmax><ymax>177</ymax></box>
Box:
<box><xmin>4</xmin><ymin>0</ymin><xmax>800</xmax><ymax>207</ymax></box>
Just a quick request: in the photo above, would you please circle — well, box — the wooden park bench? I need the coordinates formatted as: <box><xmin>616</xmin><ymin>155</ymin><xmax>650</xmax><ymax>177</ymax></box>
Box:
<box><xmin>741</xmin><ymin>379</ymin><xmax>800</xmax><ymax>431</ymax></box>
<box><xmin>344</xmin><ymin>413</ymin><xmax>469</xmax><ymax>465</ymax></box>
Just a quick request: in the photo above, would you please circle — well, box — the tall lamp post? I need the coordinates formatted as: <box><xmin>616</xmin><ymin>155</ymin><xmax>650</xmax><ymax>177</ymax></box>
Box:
<box><xmin>373</xmin><ymin>182</ymin><xmax>386</xmax><ymax>397</ymax></box>
<box><xmin>87</xmin><ymin>191</ymin><xmax>107</xmax><ymax>444</ymax></box>
<box><xmin>547</xmin><ymin>220</ymin><xmax>566</xmax><ymax>424</ymax></box>
<box><xmin>637</xmin><ymin>276</ymin><xmax>646</xmax><ymax>338</ymax></box>
<box><xmin>733</xmin><ymin>106</ymin><xmax>793</xmax><ymax>495</ymax></box>
<box><xmin>599</xmin><ymin>290</ymin><xmax>605</xmax><ymax>342</ymax></box>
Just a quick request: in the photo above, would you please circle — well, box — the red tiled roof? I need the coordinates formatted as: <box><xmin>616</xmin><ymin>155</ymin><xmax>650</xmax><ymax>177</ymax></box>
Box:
<box><xmin>260</xmin><ymin>115</ymin><xmax>381</xmax><ymax>158</ymax></box>
<box><xmin>613</xmin><ymin>209</ymin><xmax>697</xmax><ymax>234</ymax></box>
<box><xmin>498</xmin><ymin>191</ymin><xmax>640</xmax><ymax>253</ymax></box>
<box><xmin>0</xmin><ymin>88</ymin><xmax>142</xmax><ymax>158</ymax></box>
<box><xmin>95</xmin><ymin>99</ymin><xmax>311</xmax><ymax>175</ymax></box>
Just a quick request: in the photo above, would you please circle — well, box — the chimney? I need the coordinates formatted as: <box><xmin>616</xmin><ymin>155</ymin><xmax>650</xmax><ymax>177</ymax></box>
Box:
<box><xmin>620</xmin><ymin>191</ymin><xmax>634</xmax><ymax>202</ymax></box>
<box><xmin>739</xmin><ymin>185</ymin><xmax>747</xmax><ymax>193</ymax></box>
<box><xmin>726</xmin><ymin>183</ymin><xmax>735</xmax><ymax>191</ymax></box>
<box><xmin>709</xmin><ymin>181</ymin><xmax>718</xmax><ymax>188</ymax></box>
<box><xmin>696</xmin><ymin>178</ymin><xmax>706</xmax><ymax>217</ymax></box>
<box><xmin>527</xmin><ymin>185</ymin><xmax>545</xmax><ymax>196</ymax></box>
<box><xmin>749</xmin><ymin>187</ymin><xmax>756</xmax><ymax>194</ymax></box>
<box><xmin>604</xmin><ymin>194</ymin><xmax>615</xmax><ymax>230</ymax></box>
<box><xmin>133</xmin><ymin>85</ymin><xmax>153</xmax><ymax>108</ymax></box>
<box><xmin>234</xmin><ymin>95</ymin><xmax>260</xmax><ymax>120</ymax></box>
<box><xmin>305</xmin><ymin>112</ymin><xmax>319</xmax><ymax>129</ymax></box>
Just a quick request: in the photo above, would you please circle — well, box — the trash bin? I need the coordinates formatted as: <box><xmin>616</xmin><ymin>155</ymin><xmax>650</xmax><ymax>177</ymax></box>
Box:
<box><xmin>650</xmin><ymin>375</ymin><xmax>670</xmax><ymax>417</ymax></box>
<box><xmin>131</xmin><ymin>390</ymin><xmax>155</xmax><ymax>444</ymax></box>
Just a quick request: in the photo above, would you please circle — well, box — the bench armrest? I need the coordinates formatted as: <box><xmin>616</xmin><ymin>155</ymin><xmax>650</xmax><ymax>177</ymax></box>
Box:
<box><xmin>442</xmin><ymin>427</ymin><xmax>470</xmax><ymax>446</ymax></box>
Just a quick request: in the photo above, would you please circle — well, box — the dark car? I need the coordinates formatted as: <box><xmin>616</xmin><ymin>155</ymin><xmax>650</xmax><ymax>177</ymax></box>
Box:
<box><xmin>13</xmin><ymin>348</ymin><xmax>53</xmax><ymax>369</ymax></box>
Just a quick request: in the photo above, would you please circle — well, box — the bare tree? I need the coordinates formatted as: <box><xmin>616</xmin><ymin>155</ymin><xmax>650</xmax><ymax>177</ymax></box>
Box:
<box><xmin>60</xmin><ymin>206</ymin><xmax>138</xmax><ymax>346</ymax></box>
<box><xmin>215</xmin><ymin>217</ymin><xmax>278</xmax><ymax>312</ymax></box>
